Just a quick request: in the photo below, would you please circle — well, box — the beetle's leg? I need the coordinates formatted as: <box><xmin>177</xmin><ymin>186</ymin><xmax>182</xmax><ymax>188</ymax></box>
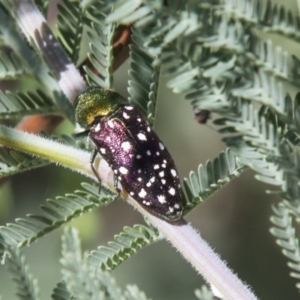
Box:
<box><xmin>73</xmin><ymin>129</ymin><xmax>90</xmax><ymax>139</ymax></box>
<box><xmin>90</xmin><ymin>149</ymin><xmax>102</xmax><ymax>193</ymax></box>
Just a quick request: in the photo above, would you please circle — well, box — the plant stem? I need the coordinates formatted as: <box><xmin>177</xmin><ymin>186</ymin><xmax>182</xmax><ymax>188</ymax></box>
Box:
<box><xmin>6</xmin><ymin>0</ymin><xmax>87</xmax><ymax>103</ymax></box>
<box><xmin>0</xmin><ymin>125</ymin><xmax>257</xmax><ymax>299</ymax></box>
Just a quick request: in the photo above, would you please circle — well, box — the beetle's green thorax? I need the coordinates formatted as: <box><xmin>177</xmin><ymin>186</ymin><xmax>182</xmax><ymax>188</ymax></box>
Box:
<box><xmin>74</xmin><ymin>86</ymin><xmax>127</xmax><ymax>128</ymax></box>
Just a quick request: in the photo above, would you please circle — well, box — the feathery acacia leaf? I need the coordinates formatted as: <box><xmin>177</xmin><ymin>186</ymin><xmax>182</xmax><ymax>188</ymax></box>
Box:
<box><xmin>183</xmin><ymin>149</ymin><xmax>244</xmax><ymax>213</ymax></box>
<box><xmin>84</xmin><ymin>20</ymin><xmax>116</xmax><ymax>89</ymax></box>
<box><xmin>0</xmin><ymin>183</ymin><xmax>115</xmax><ymax>256</ymax></box>
<box><xmin>5</xmin><ymin>246</ymin><xmax>40</xmax><ymax>300</ymax></box>
<box><xmin>57</xmin><ymin>0</ymin><xmax>84</xmax><ymax>64</ymax></box>
<box><xmin>0</xmin><ymin>148</ymin><xmax>49</xmax><ymax>179</ymax></box>
<box><xmin>51</xmin><ymin>281</ymin><xmax>71</xmax><ymax>300</ymax></box>
<box><xmin>61</xmin><ymin>227</ymin><xmax>140</xmax><ymax>300</ymax></box>
<box><xmin>128</xmin><ymin>28</ymin><xmax>160</xmax><ymax>126</ymax></box>
<box><xmin>61</xmin><ymin>227</ymin><xmax>109</xmax><ymax>300</ymax></box>
<box><xmin>0</xmin><ymin>50</ymin><xmax>26</xmax><ymax>79</ymax></box>
<box><xmin>270</xmin><ymin>201</ymin><xmax>300</xmax><ymax>292</ymax></box>
<box><xmin>261</xmin><ymin>0</ymin><xmax>300</xmax><ymax>41</ymax></box>
<box><xmin>88</xmin><ymin>224</ymin><xmax>162</xmax><ymax>271</ymax></box>
<box><xmin>0</xmin><ymin>89</ymin><xmax>58</xmax><ymax>120</ymax></box>
<box><xmin>124</xmin><ymin>285</ymin><xmax>151</xmax><ymax>300</ymax></box>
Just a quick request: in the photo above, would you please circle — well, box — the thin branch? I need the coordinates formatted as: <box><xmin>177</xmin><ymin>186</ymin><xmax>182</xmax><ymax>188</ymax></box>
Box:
<box><xmin>149</xmin><ymin>217</ymin><xmax>257</xmax><ymax>300</ymax></box>
<box><xmin>0</xmin><ymin>125</ymin><xmax>257</xmax><ymax>300</ymax></box>
<box><xmin>6</xmin><ymin>0</ymin><xmax>87</xmax><ymax>103</ymax></box>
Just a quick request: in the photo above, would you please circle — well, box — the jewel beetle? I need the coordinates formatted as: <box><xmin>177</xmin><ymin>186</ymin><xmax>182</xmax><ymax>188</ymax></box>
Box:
<box><xmin>74</xmin><ymin>87</ymin><xmax>183</xmax><ymax>222</ymax></box>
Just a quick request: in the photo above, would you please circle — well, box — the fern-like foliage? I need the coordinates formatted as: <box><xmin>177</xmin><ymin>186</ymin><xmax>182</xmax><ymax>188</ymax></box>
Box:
<box><xmin>123</xmin><ymin>285</ymin><xmax>151</xmax><ymax>300</ymax></box>
<box><xmin>57</xmin><ymin>0</ymin><xmax>84</xmax><ymax>64</ymax></box>
<box><xmin>0</xmin><ymin>49</ymin><xmax>25</xmax><ymax>79</ymax></box>
<box><xmin>259</xmin><ymin>0</ymin><xmax>300</xmax><ymax>42</ymax></box>
<box><xmin>0</xmin><ymin>3</ymin><xmax>73</xmax><ymax>121</ymax></box>
<box><xmin>60</xmin><ymin>227</ymin><xmax>151</xmax><ymax>300</ymax></box>
<box><xmin>51</xmin><ymin>281</ymin><xmax>71</xmax><ymax>300</ymax></box>
<box><xmin>270</xmin><ymin>201</ymin><xmax>300</xmax><ymax>292</ymax></box>
<box><xmin>4</xmin><ymin>245</ymin><xmax>40</xmax><ymax>300</ymax></box>
<box><xmin>61</xmin><ymin>227</ymin><xmax>118</xmax><ymax>300</ymax></box>
<box><xmin>128</xmin><ymin>28</ymin><xmax>160</xmax><ymax>126</ymax></box>
<box><xmin>88</xmin><ymin>223</ymin><xmax>162</xmax><ymax>271</ymax></box>
<box><xmin>0</xmin><ymin>89</ymin><xmax>58</xmax><ymax>120</ymax></box>
<box><xmin>101</xmin><ymin>2</ymin><xmax>300</xmax><ymax>290</ymax></box>
<box><xmin>222</xmin><ymin>0</ymin><xmax>300</xmax><ymax>43</ymax></box>
<box><xmin>182</xmin><ymin>148</ymin><xmax>245</xmax><ymax>214</ymax></box>
<box><xmin>0</xmin><ymin>148</ymin><xmax>49</xmax><ymax>179</ymax></box>
<box><xmin>83</xmin><ymin>21</ymin><xmax>116</xmax><ymax>89</ymax></box>
<box><xmin>0</xmin><ymin>183</ymin><xmax>115</xmax><ymax>259</ymax></box>
<box><xmin>59</xmin><ymin>0</ymin><xmax>116</xmax><ymax>89</ymax></box>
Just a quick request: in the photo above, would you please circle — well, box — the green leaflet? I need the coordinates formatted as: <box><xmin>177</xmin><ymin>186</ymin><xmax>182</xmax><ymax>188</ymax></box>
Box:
<box><xmin>270</xmin><ymin>201</ymin><xmax>300</xmax><ymax>292</ymax></box>
<box><xmin>0</xmin><ymin>183</ymin><xmax>115</xmax><ymax>254</ymax></box>
<box><xmin>182</xmin><ymin>149</ymin><xmax>245</xmax><ymax>213</ymax></box>
<box><xmin>88</xmin><ymin>223</ymin><xmax>162</xmax><ymax>271</ymax></box>
<box><xmin>4</xmin><ymin>245</ymin><xmax>40</xmax><ymax>300</ymax></box>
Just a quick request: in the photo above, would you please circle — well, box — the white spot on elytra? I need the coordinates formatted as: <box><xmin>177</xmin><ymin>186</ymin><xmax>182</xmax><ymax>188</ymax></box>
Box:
<box><xmin>169</xmin><ymin>207</ymin><xmax>174</xmax><ymax>213</ymax></box>
<box><xmin>123</xmin><ymin>112</ymin><xmax>130</xmax><ymax>119</ymax></box>
<box><xmin>159</xmin><ymin>171</ymin><xmax>165</xmax><ymax>177</ymax></box>
<box><xmin>146</xmin><ymin>150</ymin><xmax>151</xmax><ymax>156</ymax></box>
<box><xmin>174</xmin><ymin>204</ymin><xmax>180</xmax><ymax>209</ymax></box>
<box><xmin>138</xmin><ymin>177</ymin><xmax>142</xmax><ymax>182</ymax></box>
<box><xmin>150</xmin><ymin>177</ymin><xmax>155</xmax><ymax>183</ymax></box>
<box><xmin>125</xmin><ymin>106</ymin><xmax>133</xmax><ymax>110</ymax></box>
<box><xmin>130</xmin><ymin>192</ymin><xmax>134</xmax><ymax>196</ymax></box>
<box><xmin>100</xmin><ymin>148</ymin><xmax>106</xmax><ymax>154</ymax></box>
<box><xmin>138</xmin><ymin>169</ymin><xmax>141</xmax><ymax>173</ymax></box>
<box><xmin>147</xmin><ymin>127</ymin><xmax>151</xmax><ymax>132</ymax></box>
<box><xmin>137</xmin><ymin>118</ymin><xmax>141</xmax><ymax>122</ymax></box>
<box><xmin>154</xmin><ymin>164</ymin><xmax>159</xmax><ymax>170</ymax></box>
<box><xmin>119</xmin><ymin>166</ymin><xmax>128</xmax><ymax>174</ymax></box>
<box><xmin>143</xmin><ymin>200</ymin><xmax>151</xmax><ymax>206</ymax></box>
<box><xmin>162</xmin><ymin>164</ymin><xmax>166</xmax><ymax>168</ymax></box>
<box><xmin>168</xmin><ymin>187</ymin><xmax>176</xmax><ymax>196</ymax></box>
<box><xmin>137</xmin><ymin>133</ymin><xmax>147</xmax><ymax>141</ymax></box>
<box><xmin>171</xmin><ymin>169</ymin><xmax>177</xmax><ymax>177</ymax></box>
<box><xmin>158</xmin><ymin>195</ymin><xmax>166</xmax><ymax>203</ymax></box>
<box><xmin>163</xmin><ymin>159</ymin><xmax>167</xmax><ymax>164</ymax></box>
<box><xmin>108</xmin><ymin>120</ymin><xmax>114</xmax><ymax>128</ymax></box>
<box><xmin>121</xmin><ymin>141</ymin><xmax>131</xmax><ymax>152</ymax></box>
<box><xmin>94</xmin><ymin>123</ymin><xmax>101</xmax><ymax>132</ymax></box>
<box><xmin>114</xmin><ymin>170</ymin><xmax>118</xmax><ymax>174</ymax></box>
<box><xmin>161</xmin><ymin>179</ymin><xmax>166</xmax><ymax>184</ymax></box>
<box><xmin>136</xmin><ymin>154</ymin><xmax>142</xmax><ymax>159</ymax></box>
<box><xmin>156</xmin><ymin>151</ymin><xmax>160</xmax><ymax>156</ymax></box>
<box><xmin>159</xmin><ymin>142</ymin><xmax>164</xmax><ymax>150</ymax></box>
<box><xmin>139</xmin><ymin>188</ymin><xmax>147</xmax><ymax>198</ymax></box>
<box><xmin>146</xmin><ymin>182</ymin><xmax>151</xmax><ymax>187</ymax></box>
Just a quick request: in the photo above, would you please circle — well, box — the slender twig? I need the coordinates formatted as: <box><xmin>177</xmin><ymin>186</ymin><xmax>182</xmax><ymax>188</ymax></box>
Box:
<box><xmin>6</xmin><ymin>0</ymin><xmax>87</xmax><ymax>103</ymax></box>
<box><xmin>0</xmin><ymin>125</ymin><xmax>257</xmax><ymax>300</ymax></box>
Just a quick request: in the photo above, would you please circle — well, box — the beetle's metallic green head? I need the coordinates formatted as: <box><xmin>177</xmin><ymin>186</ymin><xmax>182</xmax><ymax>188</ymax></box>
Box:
<box><xmin>74</xmin><ymin>87</ymin><xmax>127</xmax><ymax>128</ymax></box>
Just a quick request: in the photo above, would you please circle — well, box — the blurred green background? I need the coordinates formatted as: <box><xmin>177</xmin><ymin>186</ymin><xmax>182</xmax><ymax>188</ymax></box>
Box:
<box><xmin>1</xmin><ymin>0</ymin><xmax>300</xmax><ymax>299</ymax></box>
